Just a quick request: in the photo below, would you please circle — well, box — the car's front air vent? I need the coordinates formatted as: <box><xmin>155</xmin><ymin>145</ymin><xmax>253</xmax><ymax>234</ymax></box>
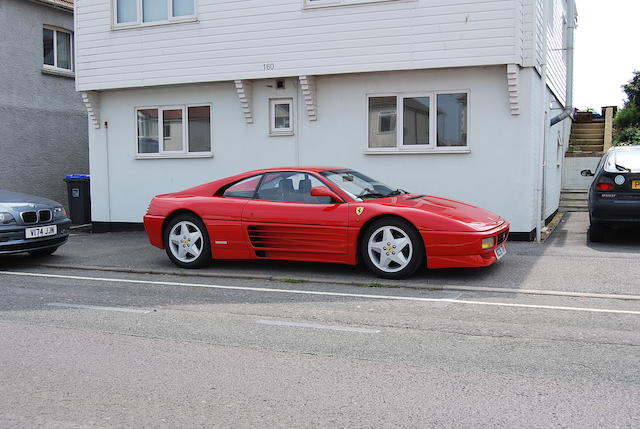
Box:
<box><xmin>39</xmin><ymin>210</ymin><xmax>52</xmax><ymax>223</ymax></box>
<box><xmin>497</xmin><ymin>231</ymin><xmax>508</xmax><ymax>245</ymax></box>
<box><xmin>21</xmin><ymin>211</ymin><xmax>37</xmax><ymax>224</ymax></box>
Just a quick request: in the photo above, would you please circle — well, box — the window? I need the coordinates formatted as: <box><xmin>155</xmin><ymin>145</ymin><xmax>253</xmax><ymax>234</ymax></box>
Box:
<box><xmin>114</xmin><ymin>0</ymin><xmax>195</xmax><ymax>27</ymax></box>
<box><xmin>136</xmin><ymin>105</ymin><xmax>211</xmax><ymax>157</ymax></box>
<box><xmin>43</xmin><ymin>28</ymin><xmax>72</xmax><ymax>71</ymax></box>
<box><xmin>270</xmin><ymin>99</ymin><xmax>294</xmax><ymax>136</ymax></box>
<box><xmin>222</xmin><ymin>175</ymin><xmax>262</xmax><ymax>199</ymax></box>
<box><xmin>256</xmin><ymin>172</ymin><xmax>332</xmax><ymax>203</ymax></box>
<box><xmin>367</xmin><ymin>92</ymin><xmax>468</xmax><ymax>152</ymax></box>
<box><xmin>305</xmin><ymin>0</ymin><xmax>406</xmax><ymax>8</ymax></box>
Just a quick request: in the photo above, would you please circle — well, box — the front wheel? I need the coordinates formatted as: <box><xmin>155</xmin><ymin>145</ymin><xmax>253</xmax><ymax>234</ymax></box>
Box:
<box><xmin>361</xmin><ymin>218</ymin><xmax>424</xmax><ymax>279</ymax></box>
<box><xmin>164</xmin><ymin>214</ymin><xmax>211</xmax><ymax>268</ymax></box>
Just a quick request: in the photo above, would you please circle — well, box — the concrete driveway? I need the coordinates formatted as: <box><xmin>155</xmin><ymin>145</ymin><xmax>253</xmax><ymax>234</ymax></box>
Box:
<box><xmin>1</xmin><ymin>212</ymin><xmax>639</xmax><ymax>297</ymax></box>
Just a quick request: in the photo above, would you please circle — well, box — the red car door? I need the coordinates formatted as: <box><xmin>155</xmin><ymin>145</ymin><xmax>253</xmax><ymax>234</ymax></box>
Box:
<box><xmin>242</xmin><ymin>172</ymin><xmax>350</xmax><ymax>261</ymax></box>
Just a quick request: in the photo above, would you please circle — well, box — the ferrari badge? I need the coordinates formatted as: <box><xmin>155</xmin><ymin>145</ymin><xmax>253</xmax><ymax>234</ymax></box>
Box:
<box><xmin>355</xmin><ymin>207</ymin><xmax>364</xmax><ymax>216</ymax></box>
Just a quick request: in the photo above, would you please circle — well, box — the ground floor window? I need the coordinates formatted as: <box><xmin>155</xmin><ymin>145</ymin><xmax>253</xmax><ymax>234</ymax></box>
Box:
<box><xmin>136</xmin><ymin>105</ymin><xmax>211</xmax><ymax>157</ymax></box>
<box><xmin>270</xmin><ymin>98</ymin><xmax>294</xmax><ymax>136</ymax></box>
<box><xmin>367</xmin><ymin>92</ymin><xmax>468</xmax><ymax>152</ymax></box>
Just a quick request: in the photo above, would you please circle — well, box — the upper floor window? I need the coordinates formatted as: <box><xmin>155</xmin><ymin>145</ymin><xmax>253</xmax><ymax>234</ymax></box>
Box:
<box><xmin>367</xmin><ymin>92</ymin><xmax>468</xmax><ymax>153</ymax></box>
<box><xmin>115</xmin><ymin>0</ymin><xmax>195</xmax><ymax>27</ymax></box>
<box><xmin>43</xmin><ymin>28</ymin><xmax>72</xmax><ymax>71</ymax></box>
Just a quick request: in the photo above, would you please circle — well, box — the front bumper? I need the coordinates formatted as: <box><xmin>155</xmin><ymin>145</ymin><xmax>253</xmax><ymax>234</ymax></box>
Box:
<box><xmin>0</xmin><ymin>219</ymin><xmax>71</xmax><ymax>255</ymax></box>
<box><xmin>420</xmin><ymin>222</ymin><xmax>510</xmax><ymax>269</ymax></box>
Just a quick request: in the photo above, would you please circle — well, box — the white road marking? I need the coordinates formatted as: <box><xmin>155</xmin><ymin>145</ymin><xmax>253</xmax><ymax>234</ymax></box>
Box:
<box><xmin>47</xmin><ymin>302</ymin><xmax>150</xmax><ymax>314</ymax></box>
<box><xmin>2</xmin><ymin>270</ymin><xmax>640</xmax><ymax>316</ymax></box>
<box><xmin>256</xmin><ymin>319</ymin><xmax>380</xmax><ymax>333</ymax></box>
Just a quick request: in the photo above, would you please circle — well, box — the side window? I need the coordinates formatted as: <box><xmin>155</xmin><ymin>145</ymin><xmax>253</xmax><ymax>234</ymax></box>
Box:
<box><xmin>222</xmin><ymin>175</ymin><xmax>262</xmax><ymax>199</ymax></box>
<box><xmin>256</xmin><ymin>172</ymin><xmax>332</xmax><ymax>203</ymax></box>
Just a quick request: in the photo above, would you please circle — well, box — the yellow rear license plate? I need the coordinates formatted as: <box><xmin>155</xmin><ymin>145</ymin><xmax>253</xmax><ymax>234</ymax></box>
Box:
<box><xmin>633</xmin><ymin>180</ymin><xmax>640</xmax><ymax>190</ymax></box>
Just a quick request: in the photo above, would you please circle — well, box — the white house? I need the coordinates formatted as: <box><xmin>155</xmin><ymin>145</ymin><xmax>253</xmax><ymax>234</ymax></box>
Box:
<box><xmin>75</xmin><ymin>0</ymin><xmax>576</xmax><ymax>239</ymax></box>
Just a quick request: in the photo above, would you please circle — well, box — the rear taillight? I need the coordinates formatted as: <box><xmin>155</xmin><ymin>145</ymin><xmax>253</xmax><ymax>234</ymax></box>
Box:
<box><xmin>596</xmin><ymin>182</ymin><xmax>614</xmax><ymax>191</ymax></box>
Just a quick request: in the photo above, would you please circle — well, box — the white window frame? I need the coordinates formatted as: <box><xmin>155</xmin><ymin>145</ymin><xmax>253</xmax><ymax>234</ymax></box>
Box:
<box><xmin>365</xmin><ymin>91</ymin><xmax>470</xmax><ymax>154</ymax></box>
<box><xmin>43</xmin><ymin>26</ymin><xmax>73</xmax><ymax>73</ymax></box>
<box><xmin>135</xmin><ymin>103</ymin><xmax>213</xmax><ymax>159</ymax></box>
<box><xmin>269</xmin><ymin>98</ymin><xmax>294</xmax><ymax>136</ymax></box>
<box><xmin>112</xmin><ymin>0</ymin><xmax>197</xmax><ymax>29</ymax></box>
<box><xmin>304</xmin><ymin>0</ymin><xmax>412</xmax><ymax>9</ymax></box>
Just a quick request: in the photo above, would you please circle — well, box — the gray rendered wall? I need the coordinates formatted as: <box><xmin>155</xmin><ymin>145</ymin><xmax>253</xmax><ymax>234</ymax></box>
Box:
<box><xmin>0</xmin><ymin>0</ymin><xmax>88</xmax><ymax>207</ymax></box>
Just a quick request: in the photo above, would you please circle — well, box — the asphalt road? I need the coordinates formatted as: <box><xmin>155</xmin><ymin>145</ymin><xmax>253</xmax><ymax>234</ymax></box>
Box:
<box><xmin>1</xmin><ymin>267</ymin><xmax>639</xmax><ymax>428</ymax></box>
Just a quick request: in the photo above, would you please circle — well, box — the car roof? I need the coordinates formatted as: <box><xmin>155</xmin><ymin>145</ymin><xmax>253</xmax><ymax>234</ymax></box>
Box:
<box><xmin>243</xmin><ymin>166</ymin><xmax>348</xmax><ymax>175</ymax></box>
<box><xmin>607</xmin><ymin>145</ymin><xmax>640</xmax><ymax>153</ymax></box>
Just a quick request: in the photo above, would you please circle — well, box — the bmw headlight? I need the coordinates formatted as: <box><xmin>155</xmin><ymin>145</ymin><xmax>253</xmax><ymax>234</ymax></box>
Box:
<box><xmin>53</xmin><ymin>206</ymin><xmax>67</xmax><ymax>219</ymax></box>
<box><xmin>0</xmin><ymin>212</ymin><xmax>16</xmax><ymax>224</ymax></box>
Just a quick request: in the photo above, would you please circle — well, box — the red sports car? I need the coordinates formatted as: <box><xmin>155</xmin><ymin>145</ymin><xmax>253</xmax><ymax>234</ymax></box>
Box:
<box><xmin>143</xmin><ymin>167</ymin><xmax>509</xmax><ymax>279</ymax></box>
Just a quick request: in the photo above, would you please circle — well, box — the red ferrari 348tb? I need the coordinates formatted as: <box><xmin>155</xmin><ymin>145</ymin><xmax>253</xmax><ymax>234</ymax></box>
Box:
<box><xmin>144</xmin><ymin>167</ymin><xmax>509</xmax><ymax>279</ymax></box>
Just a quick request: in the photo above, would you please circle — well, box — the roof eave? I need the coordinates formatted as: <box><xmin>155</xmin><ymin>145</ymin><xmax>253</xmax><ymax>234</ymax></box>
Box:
<box><xmin>29</xmin><ymin>0</ymin><xmax>74</xmax><ymax>12</ymax></box>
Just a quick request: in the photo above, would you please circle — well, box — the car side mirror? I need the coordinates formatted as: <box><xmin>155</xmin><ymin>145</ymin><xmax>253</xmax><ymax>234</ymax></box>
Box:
<box><xmin>310</xmin><ymin>186</ymin><xmax>341</xmax><ymax>202</ymax></box>
<box><xmin>580</xmin><ymin>169</ymin><xmax>594</xmax><ymax>177</ymax></box>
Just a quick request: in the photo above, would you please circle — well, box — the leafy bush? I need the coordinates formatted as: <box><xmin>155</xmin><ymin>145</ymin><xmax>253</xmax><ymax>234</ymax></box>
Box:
<box><xmin>614</xmin><ymin>103</ymin><xmax>640</xmax><ymax>129</ymax></box>
<box><xmin>613</xmin><ymin>126</ymin><xmax>640</xmax><ymax>146</ymax></box>
<box><xmin>613</xmin><ymin>71</ymin><xmax>640</xmax><ymax>145</ymax></box>
<box><xmin>622</xmin><ymin>71</ymin><xmax>640</xmax><ymax>108</ymax></box>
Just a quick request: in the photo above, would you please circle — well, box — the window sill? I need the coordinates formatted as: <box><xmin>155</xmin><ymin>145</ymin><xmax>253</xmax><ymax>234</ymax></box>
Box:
<box><xmin>135</xmin><ymin>153</ymin><xmax>213</xmax><ymax>160</ymax></box>
<box><xmin>269</xmin><ymin>132</ymin><xmax>295</xmax><ymax>137</ymax></box>
<box><xmin>42</xmin><ymin>67</ymin><xmax>74</xmax><ymax>79</ymax></box>
<box><xmin>365</xmin><ymin>148</ymin><xmax>470</xmax><ymax>155</ymax></box>
<box><xmin>304</xmin><ymin>0</ymin><xmax>415</xmax><ymax>9</ymax></box>
<box><xmin>112</xmin><ymin>17</ymin><xmax>198</xmax><ymax>31</ymax></box>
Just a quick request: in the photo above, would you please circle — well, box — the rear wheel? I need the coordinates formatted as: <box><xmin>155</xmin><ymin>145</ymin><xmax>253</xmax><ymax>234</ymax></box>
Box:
<box><xmin>588</xmin><ymin>222</ymin><xmax>606</xmax><ymax>243</ymax></box>
<box><xmin>361</xmin><ymin>218</ymin><xmax>424</xmax><ymax>279</ymax></box>
<box><xmin>28</xmin><ymin>247</ymin><xmax>59</xmax><ymax>257</ymax></box>
<box><xmin>164</xmin><ymin>214</ymin><xmax>211</xmax><ymax>268</ymax></box>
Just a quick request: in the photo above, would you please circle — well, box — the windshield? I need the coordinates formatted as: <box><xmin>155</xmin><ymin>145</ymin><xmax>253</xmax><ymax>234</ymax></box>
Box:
<box><xmin>604</xmin><ymin>150</ymin><xmax>640</xmax><ymax>173</ymax></box>
<box><xmin>320</xmin><ymin>170</ymin><xmax>404</xmax><ymax>200</ymax></box>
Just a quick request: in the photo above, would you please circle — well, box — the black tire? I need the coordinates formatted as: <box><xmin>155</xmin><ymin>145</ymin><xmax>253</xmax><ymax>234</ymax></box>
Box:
<box><xmin>588</xmin><ymin>222</ymin><xmax>606</xmax><ymax>243</ymax></box>
<box><xmin>360</xmin><ymin>217</ymin><xmax>424</xmax><ymax>279</ymax></box>
<box><xmin>164</xmin><ymin>214</ymin><xmax>211</xmax><ymax>269</ymax></box>
<box><xmin>28</xmin><ymin>247</ymin><xmax>59</xmax><ymax>257</ymax></box>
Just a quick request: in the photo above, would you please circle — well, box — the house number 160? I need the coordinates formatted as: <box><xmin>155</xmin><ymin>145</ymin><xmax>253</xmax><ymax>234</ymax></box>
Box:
<box><xmin>263</xmin><ymin>63</ymin><xmax>275</xmax><ymax>71</ymax></box>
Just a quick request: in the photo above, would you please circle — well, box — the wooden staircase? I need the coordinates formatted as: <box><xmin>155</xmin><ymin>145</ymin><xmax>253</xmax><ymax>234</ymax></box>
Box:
<box><xmin>567</xmin><ymin>120</ymin><xmax>605</xmax><ymax>154</ymax></box>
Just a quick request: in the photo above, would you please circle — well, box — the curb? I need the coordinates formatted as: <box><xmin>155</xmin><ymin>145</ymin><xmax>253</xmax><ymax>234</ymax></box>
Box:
<box><xmin>37</xmin><ymin>263</ymin><xmax>640</xmax><ymax>302</ymax></box>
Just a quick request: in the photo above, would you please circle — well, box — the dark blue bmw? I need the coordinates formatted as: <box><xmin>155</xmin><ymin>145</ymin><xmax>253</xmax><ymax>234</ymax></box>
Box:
<box><xmin>0</xmin><ymin>190</ymin><xmax>71</xmax><ymax>256</ymax></box>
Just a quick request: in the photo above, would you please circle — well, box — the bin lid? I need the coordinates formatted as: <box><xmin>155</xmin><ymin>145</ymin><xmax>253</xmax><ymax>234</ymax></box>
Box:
<box><xmin>65</xmin><ymin>174</ymin><xmax>90</xmax><ymax>180</ymax></box>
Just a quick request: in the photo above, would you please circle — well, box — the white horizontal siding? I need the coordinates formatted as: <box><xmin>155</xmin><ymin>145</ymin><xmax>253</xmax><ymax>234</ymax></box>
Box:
<box><xmin>545</xmin><ymin>0</ymin><xmax>567</xmax><ymax>105</ymax></box>
<box><xmin>521</xmin><ymin>0</ymin><xmax>568</xmax><ymax>105</ymax></box>
<box><xmin>521</xmin><ymin>0</ymin><xmax>535</xmax><ymax>66</ymax></box>
<box><xmin>75</xmin><ymin>0</ymin><xmax>522</xmax><ymax>91</ymax></box>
